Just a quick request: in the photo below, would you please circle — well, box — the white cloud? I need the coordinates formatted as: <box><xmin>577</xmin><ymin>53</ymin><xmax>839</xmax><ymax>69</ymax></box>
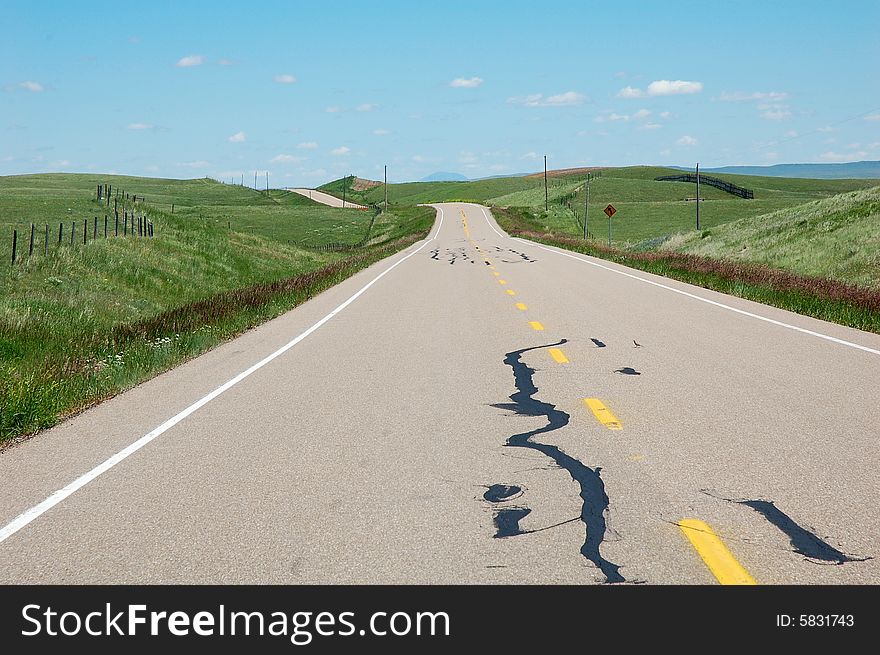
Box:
<box><xmin>595</xmin><ymin>112</ymin><xmax>629</xmax><ymax>123</ymax></box>
<box><xmin>372</xmin><ymin>128</ymin><xmax>390</xmax><ymax>136</ymax></box>
<box><xmin>864</xmin><ymin>113</ymin><xmax>880</xmax><ymax>121</ymax></box>
<box><xmin>356</xmin><ymin>103</ymin><xmax>377</xmax><ymax>112</ymax></box>
<box><xmin>274</xmin><ymin>74</ymin><xmax>296</xmax><ymax>84</ymax></box>
<box><xmin>659</xmin><ymin>111</ymin><xmax>672</xmax><ymax>119</ymax></box>
<box><xmin>763</xmin><ymin>152</ymin><xmax>779</xmax><ymax>161</ymax></box>
<box><xmin>18</xmin><ymin>80</ymin><xmax>44</xmax><ymax>92</ymax></box>
<box><xmin>50</xmin><ymin>159</ymin><xmax>70</xmax><ymax>167</ymax></box>
<box><xmin>595</xmin><ymin>109</ymin><xmax>651</xmax><ymax>123</ymax></box>
<box><xmin>818</xmin><ymin>150</ymin><xmax>868</xmax><ymax>162</ymax></box>
<box><xmin>520</xmin><ymin>151</ymin><xmax>541</xmax><ymax>160</ymax></box>
<box><xmin>127</xmin><ymin>123</ymin><xmax>154</xmax><ymax>130</ymax></box>
<box><xmin>218</xmin><ymin>58</ymin><xmax>234</xmax><ymax>66</ymax></box>
<box><xmin>543</xmin><ymin>91</ymin><xmax>586</xmax><ymax>106</ymax></box>
<box><xmin>177</xmin><ymin>160</ymin><xmax>210</xmax><ymax>168</ymax></box>
<box><xmin>270</xmin><ymin>154</ymin><xmax>305</xmax><ymax>164</ymax></box>
<box><xmin>228</xmin><ymin>131</ymin><xmax>246</xmax><ymax>143</ymax></box>
<box><xmin>618</xmin><ymin>80</ymin><xmax>703</xmax><ymax>98</ymax></box>
<box><xmin>784</xmin><ymin>130</ymin><xmax>799</xmax><ymax>137</ymax></box>
<box><xmin>412</xmin><ymin>155</ymin><xmax>427</xmax><ymax>162</ymax></box>
<box><xmin>331</xmin><ymin>146</ymin><xmax>350</xmax><ymax>155</ymax></box>
<box><xmin>297</xmin><ymin>141</ymin><xmax>318</xmax><ymax>149</ymax></box>
<box><xmin>718</xmin><ymin>91</ymin><xmax>789</xmax><ymax>102</ymax></box>
<box><xmin>760</xmin><ymin>107</ymin><xmax>791</xmax><ymax>120</ymax></box>
<box><xmin>868</xmin><ymin>142</ymin><xmax>880</xmax><ymax>150</ymax></box>
<box><xmin>617</xmin><ymin>86</ymin><xmax>642</xmax><ymax>99</ymax></box>
<box><xmin>816</xmin><ymin>126</ymin><xmax>836</xmax><ymax>133</ymax></box>
<box><xmin>449</xmin><ymin>77</ymin><xmax>483</xmax><ymax>88</ymax></box>
<box><xmin>176</xmin><ymin>55</ymin><xmax>205</xmax><ymax>67</ymax></box>
<box><xmin>325</xmin><ymin>106</ymin><xmax>341</xmax><ymax>113</ymax></box>
<box><xmin>509</xmin><ymin>91</ymin><xmax>585</xmax><ymax>107</ymax></box>
<box><xmin>676</xmin><ymin>135</ymin><xmax>698</xmax><ymax>146</ymax></box>
<box><xmin>640</xmin><ymin>122</ymin><xmax>662</xmax><ymax>130</ymax></box>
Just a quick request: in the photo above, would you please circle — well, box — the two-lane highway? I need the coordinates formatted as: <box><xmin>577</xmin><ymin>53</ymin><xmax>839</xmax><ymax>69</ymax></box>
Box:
<box><xmin>1</xmin><ymin>203</ymin><xmax>878</xmax><ymax>584</ymax></box>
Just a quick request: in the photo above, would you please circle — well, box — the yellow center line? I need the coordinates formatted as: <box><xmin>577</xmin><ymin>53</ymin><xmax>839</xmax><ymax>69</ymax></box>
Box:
<box><xmin>548</xmin><ymin>348</ymin><xmax>569</xmax><ymax>363</ymax></box>
<box><xmin>506</xmin><ymin>289</ymin><xmax>516</xmax><ymax>296</ymax></box>
<box><xmin>515</xmin><ymin>303</ymin><xmax>527</xmax><ymax>311</ymax></box>
<box><xmin>528</xmin><ymin>321</ymin><xmax>544</xmax><ymax>331</ymax></box>
<box><xmin>498</xmin><ymin>279</ymin><xmax>507</xmax><ymax>285</ymax></box>
<box><xmin>493</xmin><ymin>271</ymin><xmax>500</xmax><ymax>276</ymax></box>
<box><xmin>678</xmin><ymin>519</ymin><xmax>757</xmax><ymax>585</ymax></box>
<box><xmin>582</xmin><ymin>398</ymin><xmax>622</xmax><ymax>430</ymax></box>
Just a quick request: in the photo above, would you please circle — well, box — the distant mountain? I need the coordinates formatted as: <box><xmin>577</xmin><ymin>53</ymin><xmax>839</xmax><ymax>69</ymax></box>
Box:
<box><xmin>420</xmin><ymin>171</ymin><xmax>468</xmax><ymax>182</ymax></box>
<box><xmin>679</xmin><ymin>160</ymin><xmax>880</xmax><ymax>180</ymax></box>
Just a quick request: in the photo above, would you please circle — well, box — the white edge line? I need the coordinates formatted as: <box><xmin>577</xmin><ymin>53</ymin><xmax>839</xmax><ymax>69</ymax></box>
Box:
<box><xmin>477</xmin><ymin>204</ymin><xmax>879</xmax><ymax>356</ymax></box>
<box><xmin>0</xmin><ymin>207</ymin><xmax>445</xmax><ymax>545</ymax></box>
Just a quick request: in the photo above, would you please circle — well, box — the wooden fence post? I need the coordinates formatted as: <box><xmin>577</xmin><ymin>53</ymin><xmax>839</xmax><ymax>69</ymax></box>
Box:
<box><xmin>115</xmin><ymin>213</ymin><xmax>119</xmax><ymax>236</ymax></box>
<box><xmin>29</xmin><ymin>223</ymin><xmax>35</xmax><ymax>257</ymax></box>
<box><xmin>93</xmin><ymin>216</ymin><xmax>97</xmax><ymax>240</ymax></box>
<box><xmin>11</xmin><ymin>229</ymin><xmax>16</xmax><ymax>265</ymax></box>
<box><xmin>44</xmin><ymin>223</ymin><xmax>49</xmax><ymax>255</ymax></box>
<box><xmin>71</xmin><ymin>221</ymin><xmax>75</xmax><ymax>246</ymax></box>
<box><xmin>58</xmin><ymin>222</ymin><xmax>63</xmax><ymax>244</ymax></box>
<box><xmin>83</xmin><ymin>219</ymin><xmax>87</xmax><ymax>244</ymax></box>
<box><xmin>104</xmin><ymin>216</ymin><xmax>108</xmax><ymax>238</ymax></box>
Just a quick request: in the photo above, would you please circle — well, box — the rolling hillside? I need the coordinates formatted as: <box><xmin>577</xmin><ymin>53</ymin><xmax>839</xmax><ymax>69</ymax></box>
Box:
<box><xmin>663</xmin><ymin>185</ymin><xmax>880</xmax><ymax>289</ymax></box>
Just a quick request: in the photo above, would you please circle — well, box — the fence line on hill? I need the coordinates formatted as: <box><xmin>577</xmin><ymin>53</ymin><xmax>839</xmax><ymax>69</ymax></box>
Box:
<box><xmin>8</xmin><ymin>183</ymin><xmax>155</xmax><ymax>266</ymax></box>
<box><xmin>654</xmin><ymin>174</ymin><xmax>754</xmax><ymax>199</ymax></box>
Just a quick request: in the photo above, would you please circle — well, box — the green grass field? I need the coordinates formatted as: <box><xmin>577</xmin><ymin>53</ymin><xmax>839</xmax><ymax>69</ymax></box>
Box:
<box><xmin>663</xmin><ymin>186</ymin><xmax>880</xmax><ymax>289</ymax></box>
<box><xmin>0</xmin><ymin>173</ymin><xmax>434</xmax><ymax>442</ymax></box>
<box><xmin>319</xmin><ymin>166</ymin><xmax>878</xmax><ymax>247</ymax></box>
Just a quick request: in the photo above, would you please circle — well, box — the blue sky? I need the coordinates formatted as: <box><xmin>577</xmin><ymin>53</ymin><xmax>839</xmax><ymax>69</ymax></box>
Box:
<box><xmin>3</xmin><ymin>0</ymin><xmax>879</xmax><ymax>184</ymax></box>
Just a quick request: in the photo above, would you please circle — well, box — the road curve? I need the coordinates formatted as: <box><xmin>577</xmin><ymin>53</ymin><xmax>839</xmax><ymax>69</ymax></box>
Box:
<box><xmin>287</xmin><ymin>187</ymin><xmax>367</xmax><ymax>209</ymax></box>
<box><xmin>0</xmin><ymin>203</ymin><xmax>878</xmax><ymax>584</ymax></box>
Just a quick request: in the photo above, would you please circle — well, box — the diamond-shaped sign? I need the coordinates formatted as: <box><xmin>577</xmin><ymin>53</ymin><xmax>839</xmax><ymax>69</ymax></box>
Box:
<box><xmin>604</xmin><ymin>204</ymin><xmax>617</xmax><ymax>218</ymax></box>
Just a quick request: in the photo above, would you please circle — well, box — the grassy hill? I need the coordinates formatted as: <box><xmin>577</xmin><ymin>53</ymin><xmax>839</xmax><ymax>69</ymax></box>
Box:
<box><xmin>663</xmin><ymin>186</ymin><xmax>880</xmax><ymax>289</ymax></box>
<box><xmin>0</xmin><ymin>173</ymin><xmax>433</xmax><ymax>442</ymax></box>
<box><xmin>319</xmin><ymin>166</ymin><xmax>878</xmax><ymax>247</ymax></box>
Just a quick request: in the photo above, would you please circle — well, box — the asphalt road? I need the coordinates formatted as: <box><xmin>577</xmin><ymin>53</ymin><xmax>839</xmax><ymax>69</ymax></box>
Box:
<box><xmin>1</xmin><ymin>203</ymin><xmax>878</xmax><ymax>584</ymax></box>
<box><xmin>288</xmin><ymin>187</ymin><xmax>367</xmax><ymax>209</ymax></box>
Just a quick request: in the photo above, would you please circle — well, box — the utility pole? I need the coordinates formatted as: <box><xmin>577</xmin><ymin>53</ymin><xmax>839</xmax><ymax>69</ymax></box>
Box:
<box><xmin>342</xmin><ymin>175</ymin><xmax>347</xmax><ymax>208</ymax></box>
<box><xmin>544</xmin><ymin>155</ymin><xmax>548</xmax><ymax>212</ymax></box>
<box><xmin>266</xmin><ymin>171</ymin><xmax>269</xmax><ymax>194</ymax></box>
<box><xmin>384</xmin><ymin>165</ymin><xmax>388</xmax><ymax>210</ymax></box>
<box><xmin>695</xmin><ymin>162</ymin><xmax>701</xmax><ymax>230</ymax></box>
<box><xmin>254</xmin><ymin>170</ymin><xmax>257</xmax><ymax>189</ymax></box>
<box><xmin>584</xmin><ymin>177</ymin><xmax>590</xmax><ymax>240</ymax></box>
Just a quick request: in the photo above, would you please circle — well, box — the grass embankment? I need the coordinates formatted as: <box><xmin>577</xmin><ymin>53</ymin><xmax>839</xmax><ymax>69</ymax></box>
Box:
<box><xmin>662</xmin><ymin>186</ymin><xmax>880</xmax><ymax>290</ymax></box>
<box><xmin>492</xmin><ymin>203</ymin><xmax>880</xmax><ymax>334</ymax></box>
<box><xmin>0</xmin><ymin>173</ymin><xmax>434</xmax><ymax>443</ymax></box>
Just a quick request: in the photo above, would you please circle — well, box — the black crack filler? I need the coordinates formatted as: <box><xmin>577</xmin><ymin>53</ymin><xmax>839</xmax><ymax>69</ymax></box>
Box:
<box><xmin>494</xmin><ymin>507</ymin><xmax>532</xmax><ymax>538</ymax></box>
<box><xmin>492</xmin><ymin>340</ymin><xmax>625</xmax><ymax>583</ymax></box>
<box><xmin>484</xmin><ymin>484</ymin><xmax>523</xmax><ymax>503</ymax></box>
<box><xmin>706</xmin><ymin>491</ymin><xmax>870</xmax><ymax>564</ymax></box>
